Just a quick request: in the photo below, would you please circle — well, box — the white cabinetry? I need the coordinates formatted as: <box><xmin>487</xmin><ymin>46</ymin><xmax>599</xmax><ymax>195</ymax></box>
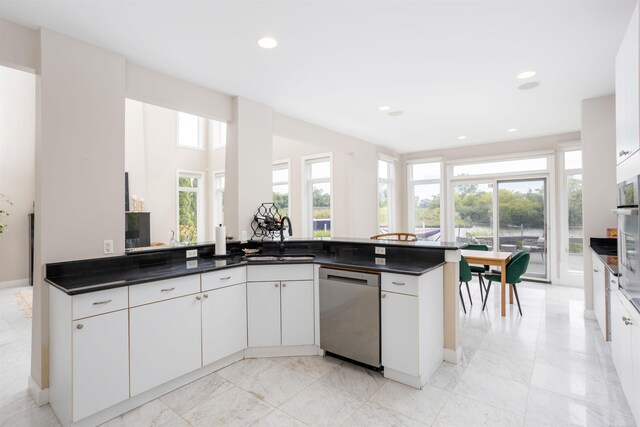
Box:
<box><xmin>50</xmin><ymin>286</ymin><xmax>130</xmax><ymax>426</ymax></box>
<box><xmin>591</xmin><ymin>251</ymin><xmax>608</xmax><ymax>340</ymax></box>
<box><xmin>247</xmin><ymin>265</ymin><xmax>315</xmax><ymax>348</ymax></box>
<box><xmin>616</xmin><ymin>4</ymin><xmax>640</xmax><ymax>175</ymax></box>
<box><xmin>611</xmin><ymin>290</ymin><xmax>640</xmax><ymax>424</ymax></box>
<box><xmin>129</xmin><ymin>293</ymin><xmax>202</xmax><ymax>396</ymax></box>
<box><xmin>202</xmin><ymin>282</ymin><xmax>247</xmax><ymax>365</ymax></box>
<box><xmin>380</xmin><ymin>266</ymin><xmax>443</xmax><ymax>389</ymax></box>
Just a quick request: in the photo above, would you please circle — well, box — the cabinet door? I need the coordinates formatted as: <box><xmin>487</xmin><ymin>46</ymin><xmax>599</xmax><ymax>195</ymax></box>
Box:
<box><xmin>611</xmin><ymin>292</ymin><xmax>634</xmax><ymax>404</ymax></box>
<box><xmin>247</xmin><ymin>282</ymin><xmax>281</xmax><ymax>347</ymax></box>
<box><xmin>72</xmin><ymin>310</ymin><xmax>129</xmax><ymax>421</ymax></box>
<box><xmin>381</xmin><ymin>291</ymin><xmax>418</xmax><ymax>376</ymax></box>
<box><xmin>591</xmin><ymin>253</ymin><xmax>607</xmax><ymax>340</ymax></box>
<box><xmin>130</xmin><ymin>294</ymin><xmax>202</xmax><ymax>396</ymax></box>
<box><xmin>202</xmin><ymin>283</ymin><xmax>247</xmax><ymax>365</ymax></box>
<box><xmin>631</xmin><ymin>309</ymin><xmax>640</xmax><ymax>422</ymax></box>
<box><xmin>616</xmin><ymin>30</ymin><xmax>630</xmax><ymax>165</ymax></box>
<box><xmin>281</xmin><ymin>280</ymin><xmax>314</xmax><ymax>346</ymax></box>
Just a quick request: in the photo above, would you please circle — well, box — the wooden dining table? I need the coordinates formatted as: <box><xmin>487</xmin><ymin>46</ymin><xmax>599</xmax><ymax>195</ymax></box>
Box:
<box><xmin>460</xmin><ymin>249</ymin><xmax>514</xmax><ymax>317</ymax></box>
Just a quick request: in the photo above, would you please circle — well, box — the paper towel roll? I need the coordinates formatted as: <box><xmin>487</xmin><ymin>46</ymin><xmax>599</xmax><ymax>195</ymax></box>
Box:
<box><xmin>215</xmin><ymin>225</ymin><xmax>226</xmax><ymax>256</ymax></box>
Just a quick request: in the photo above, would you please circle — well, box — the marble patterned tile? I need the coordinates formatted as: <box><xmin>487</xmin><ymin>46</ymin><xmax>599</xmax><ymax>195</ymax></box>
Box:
<box><xmin>0</xmin><ymin>404</ymin><xmax>62</xmax><ymax>427</ymax></box>
<box><xmin>100</xmin><ymin>400</ymin><xmax>185</xmax><ymax>427</ymax></box>
<box><xmin>182</xmin><ymin>385</ymin><xmax>274</xmax><ymax>427</ymax></box>
<box><xmin>525</xmin><ymin>386</ymin><xmax>636</xmax><ymax>427</ymax></box>
<box><xmin>160</xmin><ymin>372</ymin><xmax>234</xmax><ymax>415</ymax></box>
<box><xmin>433</xmin><ymin>392</ymin><xmax>524</xmax><ymax>427</ymax></box>
<box><xmin>251</xmin><ymin>409</ymin><xmax>307</xmax><ymax>426</ymax></box>
<box><xmin>319</xmin><ymin>363</ymin><xmax>386</xmax><ymax>400</ymax></box>
<box><xmin>217</xmin><ymin>358</ymin><xmax>277</xmax><ymax>385</ymax></box>
<box><xmin>0</xmin><ymin>389</ymin><xmax>36</xmax><ymax>421</ymax></box>
<box><xmin>343</xmin><ymin>401</ymin><xmax>425</xmax><ymax>427</ymax></box>
<box><xmin>534</xmin><ymin>344</ymin><xmax>601</xmax><ymax>374</ymax></box>
<box><xmin>530</xmin><ymin>362</ymin><xmax>610</xmax><ymax>407</ymax></box>
<box><xmin>278</xmin><ymin>355</ymin><xmax>342</xmax><ymax>379</ymax></box>
<box><xmin>279</xmin><ymin>381</ymin><xmax>362</xmax><ymax>426</ymax></box>
<box><xmin>369</xmin><ymin>381</ymin><xmax>449</xmax><ymax>425</ymax></box>
<box><xmin>466</xmin><ymin>347</ymin><xmax>534</xmax><ymax>385</ymax></box>
<box><xmin>425</xmin><ymin>361</ymin><xmax>466</xmax><ymax>392</ymax></box>
<box><xmin>479</xmin><ymin>333</ymin><xmax>537</xmax><ymax>362</ymax></box>
<box><xmin>453</xmin><ymin>366</ymin><xmax>529</xmax><ymax>415</ymax></box>
<box><xmin>237</xmin><ymin>363</ymin><xmax>316</xmax><ymax>407</ymax></box>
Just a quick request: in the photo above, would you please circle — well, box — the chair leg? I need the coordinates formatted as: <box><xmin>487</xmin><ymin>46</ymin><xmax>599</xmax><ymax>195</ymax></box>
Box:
<box><xmin>482</xmin><ymin>281</ymin><xmax>492</xmax><ymax>311</ymax></box>
<box><xmin>465</xmin><ymin>282</ymin><xmax>472</xmax><ymax>306</ymax></box>
<box><xmin>478</xmin><ymin>274</ymin><xmax>485</xmax><ymax>304</ymax></box>
<box><xmin>459</xmin><ymin>282</ymin><xmax>467</xmax><ymax>313</ymax></box>
<box><xmin>512</xmin><ymin>283</ymin><xmax>523</xmax><ymax>315</ymax></box>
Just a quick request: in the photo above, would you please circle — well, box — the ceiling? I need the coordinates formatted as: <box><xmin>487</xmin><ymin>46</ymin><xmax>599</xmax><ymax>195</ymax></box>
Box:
<box><xmin>0</xmin><ymin>1</ymin><xmax>634</xmax><ymax>153</ymax></box>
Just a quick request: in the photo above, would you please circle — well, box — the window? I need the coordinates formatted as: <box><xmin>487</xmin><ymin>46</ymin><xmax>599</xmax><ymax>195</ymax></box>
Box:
<box><xmin>177</xmin><ymin>112</ymin><xmax>203</xmax><ymax>149</ymax></box>
<box><xmin>177</xmin><ymin>172</ymin><xmax>204</xmax><ymax>243</ymax></box>
<box><xmin>564</xmin><ymin>150</ymin><xmax>583</xmax><ymax>273</ymax></box>
<box><xmin>305</xmin><ymin>156</ymin><xmax>332</xmax><ymax>237</ymax></box>
<box><xmin>408</xmin><ymin>162</ymin><xmax>441</xmax><ymax>240</ymax></box>
<box><xmin>214</xmin><ymin>172</ymin><xmax>225</xmax><ymax>227</ymax></box>
<box><xmin>210</xmin><ymin>119</ymin><xmax>227</xmax><ymax>148</ymax></box>
<box><xmin>378</xmin><ymin>159</ymin><xmax>395</xmax><ymax>233</ymax></box>
<box><xmin>273</xmin><ymin>162</ymin><xmax>289</xmax><ymax>217</ymax></box>
<box><xmin>453</xmin><ymin>157</ymin><xmax>547</xmax><ymax>177</ymax></box>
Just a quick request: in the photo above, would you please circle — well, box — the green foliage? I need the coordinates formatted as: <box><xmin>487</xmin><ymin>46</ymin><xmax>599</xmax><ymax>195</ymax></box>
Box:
<box><xmin>313</xmin><ymin>230</ymin><xmax>331</xmax><ymax>237</ymax></box>
<box><xmin>414</xmin><ymin>194</ymin><xmax>440</xmax><ymax>227</ymax></box>
<box><xmin>568</xmin><ymin>176</ymin><xmax>582</xmax><ymax>227</ymax></box>
<box><xmin>273</xmin><ymin>192</ymin><xmax>289</xmax><ymax>217</ymax></box>
<box><xmin>313</xmin><ymin>186</ymin><xmax>330</xmax><ymax>208</ymax></box>
<box><xmin>179</xmin><ymin>190</ymin><xmax>198</xmax><ymax>243</ymax></box>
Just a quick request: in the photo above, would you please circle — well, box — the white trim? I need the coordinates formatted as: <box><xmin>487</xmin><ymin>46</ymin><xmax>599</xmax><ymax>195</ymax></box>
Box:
<box><xmin>378</xmin><ymin>152</ymin><xmax>399</xmax><ymax>163</ymax></box>
<box><xmin>176</xmin><ymin>170</ymin><xmax>205</xmax><ymax>243</ymax></box>
<box><xmin>406</xmin><ymin>160</ymin><xmax>442</xmax><ymax>238</ymax></box>
<box><xmin>176</xmin><ymin>112</ymin><xmax>205</xmax><ymax>151</ymax></box>
<box><xmin>443</xmin><ymin>347</ymin><xmax>461</xmax><ymax>363</ymax></box>
<box><xmin>378</xmin><ymin>158</ymin><xmax>396</xmax><ymax>233</ymax></box>
<box><xmin>444</xmin><ymin>149</ymin><xmax>555</xmax><ymax>166</ymax></box>
<box><xmin>406</xmin><ymin>156</ymin><xmax>444</xmax><ymax>165</ymax></box>
<box><xmin>28</xmin><ymin>376</ymin><xmax>49</xmax><ymax>406</ymax></box>
<box><xmin>244</xmin><ymin>345</ymin><xmax>320</xmax><ymax>358</ymax></box>
<box><xmin>302</xmin><ymin>153</ymin><xmax>333</xmax><ymax>238</ymax></box>
<box><xmin>0</xmin><ymin>278</ymin><xmax>29</xmax><ymax>288</ymax></box>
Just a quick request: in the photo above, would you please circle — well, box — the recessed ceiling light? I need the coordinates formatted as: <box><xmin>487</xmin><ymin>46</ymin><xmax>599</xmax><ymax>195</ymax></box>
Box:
<box><xmin>518</xmin><ymin>81</ymin><xmax>540</xmax><ymax>90</ymax></box>
<box><xmin>517</xmin><ymin>71</ymin><xmax>536</xmax><ymax>79</ymax></box>
<box><xmin>457</xmin><ymin>136</ymin><xmax>467</xmax><ymax>140</ymax></box>
<box><xmin>507</xmin><ymin>128</ymin><xmax>518</xmax><ymax>133</ymax></box>
<box><xmin>388</xmin><ymin>111</ymin><xmax>403</xmax><ymax>117</ymax></box>
<box><xmin>257</xmin><ymin>36</ymin><xmax>278</xmax><ymax>49</ymax></box>
<box><xmin>378</xmin><ymin>105</ymin><xmax>391</xmax><ymax>111</ymax></box>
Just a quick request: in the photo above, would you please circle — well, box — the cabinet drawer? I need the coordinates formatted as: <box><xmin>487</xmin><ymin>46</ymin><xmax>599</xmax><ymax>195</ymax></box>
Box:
<box><xmin>202</xmin><ymin>267</ymin><xmax>246</xmax><ymax>291</ymax></box>
<box><xmin>73</xmin><ymin>287</ymin><xmax>128</xmax><ymax>320</ymax></box>
<box><xmin>382</xmin><ymin>273</ymin><xmax>419</xmax><ymax>296</ymax></box>
<box><xmin>247</xmin><ymin>264</ymin><xmax>314</xmax><ymax>282</ymax></box>
<box><xmin>129</xmin><ymin>275</ymin><xmax>200</xmax><ymax>307</ymax></box>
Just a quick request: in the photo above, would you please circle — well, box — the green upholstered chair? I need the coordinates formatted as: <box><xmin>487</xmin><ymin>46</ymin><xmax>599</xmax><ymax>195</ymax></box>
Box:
<box><xmin>465</xmin><ymin>243</ymin><xmax>489</xmax><ymax>304</ymax></box>
<box><xmin>481</xmin><ymin>251</ymin><xmax>530</xmax><ymax>315</ymax></box>
<box><xmin>459</xmin><ymin>256</ymin><xmax>473</xmax><ymax>313</ymax></box>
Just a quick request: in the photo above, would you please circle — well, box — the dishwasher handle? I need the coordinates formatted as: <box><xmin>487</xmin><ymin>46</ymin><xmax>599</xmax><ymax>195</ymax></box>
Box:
<box><xmin>319</xmin><ymin>267</ymin><xmax>380</xmax><ymax>288</ymax></box>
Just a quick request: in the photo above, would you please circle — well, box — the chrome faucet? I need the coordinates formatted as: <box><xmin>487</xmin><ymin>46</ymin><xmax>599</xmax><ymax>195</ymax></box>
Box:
<box><xmin>278</xmin><ymin>216</ymin><xmax>292</xmax><ymax>253</ymax></box>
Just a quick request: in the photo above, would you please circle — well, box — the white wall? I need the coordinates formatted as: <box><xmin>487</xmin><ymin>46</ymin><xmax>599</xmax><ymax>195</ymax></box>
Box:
<box><xmin>581</xmin><ymin>95</ymin><xmax>617</xmax><ymax>312</ymax></box>
<box><xmin>0</xmin><ymin>18</ymin><xmax>39</xmax><ymax>73</ymax></box>
<box><xmin>0</xmin><ymin>65</ymin><xmax>35</xmax><ymax>284</ymax></box>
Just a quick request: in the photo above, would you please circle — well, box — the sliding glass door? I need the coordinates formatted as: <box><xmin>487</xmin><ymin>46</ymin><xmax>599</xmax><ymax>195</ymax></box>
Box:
<box><xmin>454</xmin><ymin>183</ymin><xmax>494</xmax><ymax>249</ymax></box>
<box><xmin>497</xmin><ymin>179</ymin><xmax>547</xmax><ymax>279</ymax></box>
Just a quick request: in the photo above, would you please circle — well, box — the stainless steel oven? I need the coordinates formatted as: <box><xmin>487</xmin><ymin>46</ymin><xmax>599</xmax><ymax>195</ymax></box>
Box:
<box><xmin>615</xmin><ymin>176</ymin><xmax>640</xmax><ymax>294</ymax></box>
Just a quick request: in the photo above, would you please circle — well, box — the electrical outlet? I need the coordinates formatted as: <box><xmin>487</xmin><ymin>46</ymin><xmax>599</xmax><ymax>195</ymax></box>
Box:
<box><xmin>375</xmin><ymin>257</ymin><xmax>386</xmax><ymax>265</ymax></box>
<box><xmin>103</xmin><ymin>240</ymin><xmax>113</xmax><ymax>255</ymax></box>
<box><xmin>375</xmin><ymin>246</ymin><xmax>386</xmax><ymax>255</ymax></box>
<box><xmin>186</xmin><ymin>249</ymin><xmax>198</xmax><ymax>258</ymax></box>
<box><xmin>186</xmin><ymin>259</ymin><xmax>198</xmax><ymax>269</ymax></box>
<box><xmin>241</xmin><ymin>231</ymin><xmax>248</xmax><ymax>243</ymax></box>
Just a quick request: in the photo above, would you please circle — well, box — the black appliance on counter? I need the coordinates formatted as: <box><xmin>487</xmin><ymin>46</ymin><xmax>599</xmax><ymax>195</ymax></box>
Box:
<box><xmin>125</xmin><ymin>212</ymin><xmax>150</xmax><ymax>249</ymax></box>
<box><xmin>614</xmin><ymin>176</ymin><xmax>640</xmax><ymax>297</ymax></box>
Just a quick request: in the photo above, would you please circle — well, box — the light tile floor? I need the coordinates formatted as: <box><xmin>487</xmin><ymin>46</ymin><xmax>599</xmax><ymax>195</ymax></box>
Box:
<box><xmin>1</xmin><ymin>281</ymin><xmax>637</xmax><ymax>426</ymax></box>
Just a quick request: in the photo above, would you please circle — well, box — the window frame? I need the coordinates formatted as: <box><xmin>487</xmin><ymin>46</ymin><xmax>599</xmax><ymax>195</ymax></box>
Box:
<box><xmin>176</xmin><ymin>112</ymin><xmax>205</xmax><ymax>151</ymax></box>
<box><xmin>407</xmin><ymin>159</ymin><xmax>443</xmax><ymax>239</ymax></box>
<box><xmin>303</xmin><ymin>153</ymin><xmax>333</xmax><ymax>238</ymax></box>
<box><xmin>377</xmin><ymin>157</ymin><xmax>396</xmax><ymax>233</ymax></box>
<box><xmin>176</xmin><ymin>170</ymin><xmax>205</xmax><ymax>243</ymax></box>
<box><xmin>209</xmin><ymin>119</ymin><xmax>228</xmax><ymax>149</ymax></box>
<box><xmin>273</xmin><ymin>160</ymin><xmax>290</xmax><ymax>218</ymax></box>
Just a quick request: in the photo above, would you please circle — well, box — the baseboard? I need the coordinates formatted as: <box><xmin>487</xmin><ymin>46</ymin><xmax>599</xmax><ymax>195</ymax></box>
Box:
<box><xmin>28</xmin><ymin>376</ymin><xmax>49</xmax><ymax>406</ymax></box>
<box><xmin>443</xmin><ymin>347</ymin><xmax>461</xmax><ymax>364</ymax></box>
<box><xmin>0</xmin><ymin>278</ymin><xmax>30</xmax><ymax>288</ymax></box>
<box><xmin>244</xmin><ymin>345</ymin><xmax>320</xmax><ymax>358</ymax></box>
<box><xmin>584</xmin><ymin>309</ymin><xmax>596</xmax><ymax>320</ymax></box>
<box><xmin>383</xmin><ymin>367</ymin><xmax>424</xmax><ymax>389</ymax></box>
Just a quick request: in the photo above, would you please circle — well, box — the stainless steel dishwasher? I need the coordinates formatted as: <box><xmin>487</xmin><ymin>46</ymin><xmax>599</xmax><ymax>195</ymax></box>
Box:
<box><xmin>319</xmin><ymin>267</ymin><xmax>381</xmax><ymax>368</ymax></box>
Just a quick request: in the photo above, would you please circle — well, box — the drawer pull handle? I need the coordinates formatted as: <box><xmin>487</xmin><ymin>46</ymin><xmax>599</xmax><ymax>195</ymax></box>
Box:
<box><xmin>203</xmin><ymin>294</ymin><xmax>209</xmax><ymax>299</ymax></box>
<box><xmin>275</xmin><ymin>283</ymin><xmax>279</xmax><ymax>287</ymax></box>
<box><xmin>220</xmin><ymin>276</ymin><xmax>231</xmax><ymax>280</ymax></box>
<box><xmin>623</xmin><ymin>316</ymin><xmax>633</xmax><ymax>326</ymax></box>
<box><xmin>76</xmin><ymin>323</ymin><xmax>83</xmax><ymax>330</ymax></box>
<box><xmin>282</xmin><ymin>283</ymin><xmax>287</xmax><ymax>287</ymax></box>
<box><xmin>619</xmin><ymin>150</ymin><xmax>630</xmax><ymax>157</ymax></box>
<box><xmin>196</xmin><ymin>296</ymin><xmax>202</xmax><ymax>301</ymax></box>
<box><xmin>381</xmin><ymin>293</ymin><xmax>386</xmax><ymax>298</ymax></box>
<box><xmin>392</xmin><ymin>281</ymin><xmax>406</xmax><ymax>286</ymax></box>
<box><xmin>92</xmin><ymin>299</ymin><xmax>112</xmax><ymax>305</ymax></box>
<box><xmin>161</xmin><ymin>287</ymin><xmax>175</xmax><ymax>292</ymax></box>
<box><xmin>593</xmin><ymin>269</ymin><xmax>598</xmax><ymax>273</ymax></box>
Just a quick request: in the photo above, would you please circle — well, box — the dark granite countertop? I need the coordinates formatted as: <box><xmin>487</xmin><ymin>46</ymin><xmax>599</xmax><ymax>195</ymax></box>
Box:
<box><xmin>47</xmin><ymin>239</ymin><xmax>455</xmax><ymax>295</ymax></box>
<box><xmin>590</xmin><ymin>238</ymin><xmax>619</xmax><ymax>277</ymax></box>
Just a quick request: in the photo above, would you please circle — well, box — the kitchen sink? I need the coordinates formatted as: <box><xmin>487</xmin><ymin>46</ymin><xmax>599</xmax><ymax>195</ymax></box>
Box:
<box><xmin>244</xmin><ymin>254</ymin><xmax>316</xmax><ymax>262</ymax></box>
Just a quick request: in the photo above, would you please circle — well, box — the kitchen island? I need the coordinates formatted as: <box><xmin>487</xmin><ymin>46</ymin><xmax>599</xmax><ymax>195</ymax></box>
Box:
<box><xmin>46</xmin><ymin>238</ymin><xmax>463</xmax><ymax>427</ymax></box>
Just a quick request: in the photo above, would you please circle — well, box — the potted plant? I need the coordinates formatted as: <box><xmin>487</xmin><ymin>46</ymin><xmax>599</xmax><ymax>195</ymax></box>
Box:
<box><xmin>0</xmin><ymin>194</ymin><xmax>13</xmax><ymax>234</ymax></box>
